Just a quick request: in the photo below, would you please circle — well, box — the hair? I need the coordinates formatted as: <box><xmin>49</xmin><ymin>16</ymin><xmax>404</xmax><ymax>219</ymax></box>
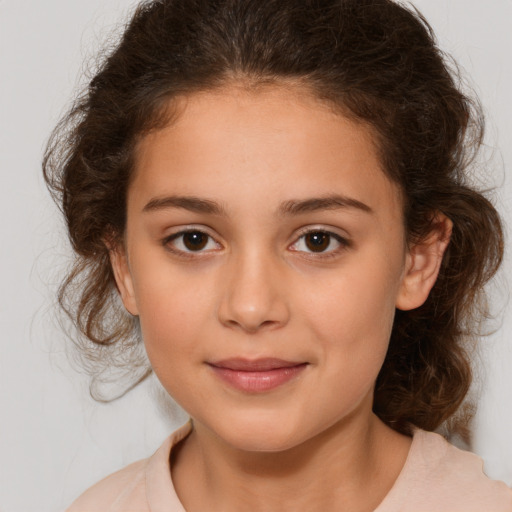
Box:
<box><xmin>43</xmin><ymin>0</ymin><xmax>503</xmax><ymax>436</ymax></box>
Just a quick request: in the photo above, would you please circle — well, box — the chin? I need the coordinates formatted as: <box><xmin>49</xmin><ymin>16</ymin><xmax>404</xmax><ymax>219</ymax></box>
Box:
<box><xmin>207</xmin><ymin>411</ymin><xmax>315</xmax><ymax>453</ymax></box>
<box><xmin>227</xmin><ymin>430</ymin><xmax>304</xmax><ymax>453</ymax></box>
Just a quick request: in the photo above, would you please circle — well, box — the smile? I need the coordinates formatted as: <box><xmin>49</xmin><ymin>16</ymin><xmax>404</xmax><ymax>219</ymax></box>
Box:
<box><xmin>207</xmin><ymin>358</ymin><xmax>308</xmax><ymax>393</ymax></box>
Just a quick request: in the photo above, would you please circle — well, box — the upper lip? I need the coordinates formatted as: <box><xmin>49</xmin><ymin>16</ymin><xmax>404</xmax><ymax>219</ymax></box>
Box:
<box><xmin>208</xmin><ymin>358</ymin><xmax>306</xmax><ymax>371</ymax></box>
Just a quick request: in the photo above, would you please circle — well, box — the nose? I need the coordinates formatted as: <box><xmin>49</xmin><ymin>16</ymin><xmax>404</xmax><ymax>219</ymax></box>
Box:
<box><xmin>217</xmin><ymin>249</ymin><xmax>290</xmax><ymax>333</ymax></box>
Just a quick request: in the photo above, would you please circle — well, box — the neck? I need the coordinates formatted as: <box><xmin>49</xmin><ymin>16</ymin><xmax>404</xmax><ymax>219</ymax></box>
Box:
<box><xmin>171</xmin><ymin>403</ymin><xmax>411</xmax><ymax>512</ymax></box>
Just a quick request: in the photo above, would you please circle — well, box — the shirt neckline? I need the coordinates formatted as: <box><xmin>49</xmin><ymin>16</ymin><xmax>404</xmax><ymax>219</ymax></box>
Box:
<box><xmin>145</xmin><ymin>421</ymin><xmax>430</xmax><ymax>512</ymax></box>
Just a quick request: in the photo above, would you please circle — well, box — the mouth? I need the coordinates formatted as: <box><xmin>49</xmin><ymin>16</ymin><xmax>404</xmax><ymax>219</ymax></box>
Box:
<box><xmin>207</xmin><ymin>358</ymin><xmax>308</xmax><ymax>393</ymax></box>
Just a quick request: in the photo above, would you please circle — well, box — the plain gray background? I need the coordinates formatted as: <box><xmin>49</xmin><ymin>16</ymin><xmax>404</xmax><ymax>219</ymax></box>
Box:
<box><xmin>1</xmin><ymin>1</ymin><xmax>511</xmax><ymax>510</ymax></box>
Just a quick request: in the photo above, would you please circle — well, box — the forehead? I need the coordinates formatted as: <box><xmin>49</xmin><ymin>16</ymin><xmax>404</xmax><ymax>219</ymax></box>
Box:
<box><xmin>131</xmin><ymin>85</ymin><xmax>402</xmax><ymax>220</ymax></box>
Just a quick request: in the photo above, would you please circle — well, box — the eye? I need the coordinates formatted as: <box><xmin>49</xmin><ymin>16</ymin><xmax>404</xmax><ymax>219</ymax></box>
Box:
<box><xmin>290</xmin><ymin>230</ymin><xmax>348</xmax><ymax>255</ymax></box>
<box><xmin>165</xmin><ymin>230</ymin><xmax>220</xmax><ymax>254</ymax></box>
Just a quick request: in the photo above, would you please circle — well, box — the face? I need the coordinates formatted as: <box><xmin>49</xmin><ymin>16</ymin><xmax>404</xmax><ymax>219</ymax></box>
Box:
<box><xmin>112</xmin><ymin>86</ymin><xmax>438</xmax><ymax>452</ymax></box>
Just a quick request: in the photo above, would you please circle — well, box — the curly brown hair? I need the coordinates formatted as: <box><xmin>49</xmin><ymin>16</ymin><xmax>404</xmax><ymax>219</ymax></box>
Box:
<box><xmin>43</xmin><ymin>0</ymin><xmax>503</xmax><ymax>435</ymax></box>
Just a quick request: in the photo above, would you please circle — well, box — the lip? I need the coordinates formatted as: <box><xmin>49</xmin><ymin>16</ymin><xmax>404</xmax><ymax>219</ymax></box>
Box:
<box><xmin>207</xmin><ymin>358</ymin><xmax>308</xmax><ymax>393</ymax></box>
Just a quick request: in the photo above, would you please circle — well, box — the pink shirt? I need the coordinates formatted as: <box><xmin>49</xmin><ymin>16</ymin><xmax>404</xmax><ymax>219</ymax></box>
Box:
<box><xmin>68</xmin><ymin>421</ymin><xmax>512</xmax><ymax>511</ymax></box>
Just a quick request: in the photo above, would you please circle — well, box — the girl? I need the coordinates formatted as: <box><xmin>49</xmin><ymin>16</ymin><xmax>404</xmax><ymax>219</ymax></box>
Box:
<box><xmin>43</xmin><ymin>0</ymin><xmax>512</xmax><ymax>510</ymax></box>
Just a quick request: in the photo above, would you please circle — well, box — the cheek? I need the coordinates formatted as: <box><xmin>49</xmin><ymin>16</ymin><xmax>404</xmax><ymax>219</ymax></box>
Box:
<box><xmin>303</xmin><ymin>251</ymin><xmax>402</xmax><ymax>375</ymax></box>
<box><xmin>132</xmin><ymin>264</ymin><xmax>213</xmax><ymax>377</ymax></box>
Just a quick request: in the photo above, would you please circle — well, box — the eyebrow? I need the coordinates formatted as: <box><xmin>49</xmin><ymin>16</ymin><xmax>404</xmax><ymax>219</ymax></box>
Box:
<box><xmin>142</xmin><ymin>194</ymin><xmax>373</xmax><ymax>216</ymax></box>
<box><xmin>278</xmin><ymin>195</ymin><xmax>373</xmax><ymax>216</ymax></box>
<box><xmin>143</xmin><ymin>196</ymin><xmax>226</xmax><ymax>215</ymax></box>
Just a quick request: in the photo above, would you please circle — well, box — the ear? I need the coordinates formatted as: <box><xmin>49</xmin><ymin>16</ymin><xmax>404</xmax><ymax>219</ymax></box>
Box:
<box><xmin>108</xmin><ymin>243</ymin><xmax>139</xmax><ymax>316</ymax></box>
<box><xmin>396</xmin><ymin>213</ymin><xmax>452</xmax><ymax>311</ymax></box>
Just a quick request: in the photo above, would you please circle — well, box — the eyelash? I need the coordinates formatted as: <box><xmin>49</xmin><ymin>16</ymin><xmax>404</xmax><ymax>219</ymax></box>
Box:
<box><xmin>162</xmin><ymin>228</ymin><xmax>350</xmax><ymax>259</ymax></box>
<box><xmin>290</xmin><ymin>229</ymin><xmax>350</xmax><ymax>259</ymax></box>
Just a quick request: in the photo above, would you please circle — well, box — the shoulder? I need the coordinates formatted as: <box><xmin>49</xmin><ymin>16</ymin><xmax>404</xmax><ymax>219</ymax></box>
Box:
<box><xmin>67</xmin><ymin>421</ymin><xmax>192</xmax><ymax>512</ymax></box>
<box><xmin>381</xmin><ymin>429</ymin><xmax>512</xmax><ymax>512</ymax></box>
<box><xmin>66</xmin><ymin>457</ymin><xmax>150</xmax><ymax>511</ymax></box>
<box><xmin>418</xmin><ymin>430</ymin><xmax>509</xmax><ymax>489</ymax></box>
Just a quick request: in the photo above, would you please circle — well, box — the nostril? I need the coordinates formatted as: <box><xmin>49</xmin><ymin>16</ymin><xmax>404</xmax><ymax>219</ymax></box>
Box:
<box><xmin>224</xmin><ymin>317</ymin><xmax>280</xmax><ymax>333</ymax></box>
<box><xmin>219</xmin><ymin>302</ymin><xmax>290</xmax><ymax>333</ymax></box>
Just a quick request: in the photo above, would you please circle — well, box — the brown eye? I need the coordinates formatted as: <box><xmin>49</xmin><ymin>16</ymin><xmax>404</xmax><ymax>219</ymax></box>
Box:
<box><xmin>182</xmin><ymin>231</ymin><xmax>208</xmax><ymax>251</ymax></box>
<box><xmin>290</xmin><ymin>229</ymin><xmax>347</xmax><ymax>256</ymax></box>
<box><xmin>165</xmin><ymin>230</ymin><xmax>220</xmax><ymax>254</ymax></box>
<box><xmin>304</xmin><ymin>232</ymin><xmax>331</xmax><ymax>252</ymax></box>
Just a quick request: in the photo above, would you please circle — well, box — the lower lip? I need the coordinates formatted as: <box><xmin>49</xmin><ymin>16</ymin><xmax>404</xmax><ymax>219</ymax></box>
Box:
<box><xmin>209</xmin><ymin>364</ymin><xmax>308</xmax><ymax>393</ymax></box>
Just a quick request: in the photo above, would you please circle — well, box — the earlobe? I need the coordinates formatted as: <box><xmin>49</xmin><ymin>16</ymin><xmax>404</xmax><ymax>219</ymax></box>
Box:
<box><xmin>108</xmin><ymin>243</ymin><xmax>139</xmax><ymax>316</ymax></box>
<box><xmin>396</xmin><ymin>214</ymin><xmax>452</xmax><ymax>311</ymax></box>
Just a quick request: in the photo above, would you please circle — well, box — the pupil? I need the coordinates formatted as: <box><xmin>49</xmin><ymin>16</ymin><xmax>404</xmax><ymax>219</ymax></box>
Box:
<box><xmin>305</xmin><ymin>232</ymin><xmax>329</xmax><ymax>252</ymax></box>
<box><xmin>183</xmin><ymin>232</ymin><xmax>208</xmax><ymax>251</ymax></box>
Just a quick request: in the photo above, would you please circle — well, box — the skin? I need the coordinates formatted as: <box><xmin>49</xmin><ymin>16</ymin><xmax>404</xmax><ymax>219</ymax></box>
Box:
<box><xmin>111</xmin><ymin>85</ymin><xmax>451</xmax><ymax>512</ymax></box>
